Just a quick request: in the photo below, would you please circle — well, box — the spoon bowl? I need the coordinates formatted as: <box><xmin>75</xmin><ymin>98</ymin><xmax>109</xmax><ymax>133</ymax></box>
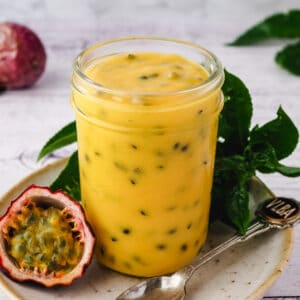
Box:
<box><xmin>116</xmin><ymin>273</ymin><xmax>186</xmax><ymax>300</ymax></box>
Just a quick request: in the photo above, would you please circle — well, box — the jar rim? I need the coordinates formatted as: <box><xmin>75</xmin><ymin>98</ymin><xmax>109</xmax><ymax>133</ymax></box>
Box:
<box><xmin>73</xmin><ymin>36</ymin><xmax>224</xmax><ymax>97</ymax></box>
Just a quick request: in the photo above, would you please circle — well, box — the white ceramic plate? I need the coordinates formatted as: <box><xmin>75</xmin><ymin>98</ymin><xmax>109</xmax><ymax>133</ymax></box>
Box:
<box><xmin>0</xmin><ymin>159</ymin><xmax>294</xmax><ymax>300</ymax></box>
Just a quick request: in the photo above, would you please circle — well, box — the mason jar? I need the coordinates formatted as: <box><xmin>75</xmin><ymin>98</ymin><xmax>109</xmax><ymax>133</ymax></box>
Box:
<box><xmin>71</xmin><ymin>37</ymin><xmax>224</xmax><ymax>277</ymax></box>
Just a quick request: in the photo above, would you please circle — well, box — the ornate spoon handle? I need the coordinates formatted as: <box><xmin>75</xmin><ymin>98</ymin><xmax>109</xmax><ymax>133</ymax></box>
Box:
<box><xmin>178</xmin><ymin>197</ymin><xmax>300</xmax><ymax>279</ymax></box>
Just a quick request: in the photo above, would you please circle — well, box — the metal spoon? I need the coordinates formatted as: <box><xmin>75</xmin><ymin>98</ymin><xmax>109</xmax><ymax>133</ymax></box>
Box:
<box><xmin>116</xmin><ymin>197</ymin><xmax>300</xmax><ymax>300</ymax></box>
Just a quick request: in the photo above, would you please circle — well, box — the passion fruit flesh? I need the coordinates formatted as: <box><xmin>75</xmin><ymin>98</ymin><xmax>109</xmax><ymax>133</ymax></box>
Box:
<box><xmin>0</xmin><ymin>185</ymin><xmax>95</xmax><ymax>287</ymax></box>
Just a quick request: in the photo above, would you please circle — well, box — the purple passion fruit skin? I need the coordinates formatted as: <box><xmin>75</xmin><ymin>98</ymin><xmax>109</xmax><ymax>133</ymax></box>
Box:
<box><xmin>0</xmin><ymin>22</ymin><xmax>46</xmax><ymax>88</ymax></box>
<box><xmin>0</xmin><ymin>185</ymin><xmax>95</xmax><ymax>287</ymax></box>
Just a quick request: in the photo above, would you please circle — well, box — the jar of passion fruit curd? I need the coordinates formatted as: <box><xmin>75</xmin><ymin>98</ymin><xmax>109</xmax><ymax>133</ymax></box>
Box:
<box><xmin>71</xmin><ymin>37</ymin><xmax>224</xmax><ymax>277</ymax></box>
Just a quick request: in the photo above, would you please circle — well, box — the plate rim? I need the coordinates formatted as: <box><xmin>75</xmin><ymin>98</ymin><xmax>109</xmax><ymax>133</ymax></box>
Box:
<box><xmin>247</xmin><ymin>227</ymin><xmax>294</xmax><ymax>300</ymax></box>
<box><xmin>0</xmin><ymin>158</ymin><xmax>295</xmax><ymax>300</ymax></box>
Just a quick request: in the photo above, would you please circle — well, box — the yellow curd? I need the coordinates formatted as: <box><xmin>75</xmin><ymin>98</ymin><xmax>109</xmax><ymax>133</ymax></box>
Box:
<box><xmin>71</xmin><ymin>39</ymin><xmax>223</xmax><ymax>277</ymax></box>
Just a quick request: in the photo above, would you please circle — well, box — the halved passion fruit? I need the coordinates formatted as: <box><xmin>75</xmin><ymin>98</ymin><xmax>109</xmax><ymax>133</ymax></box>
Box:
<box><xmin>0</xmin><ymin>185</ymin><xmax>95</xmax><ymax>287</ymax></box>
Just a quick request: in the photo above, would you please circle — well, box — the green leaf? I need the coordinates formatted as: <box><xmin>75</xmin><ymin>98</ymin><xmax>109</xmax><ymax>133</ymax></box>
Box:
<box><xmin>218</xmin><ymin>69</ymin><xmax>252</xmax><ymax>156</ymax></box>
<box><xmin>211</xmin><ymin>155</ymin><xmax>254</xmax><ymax>234</ymax></box>
<box><xmin>225</xmin><ymin>178</ymin><xmax>250</xmax><ymax>235</ymax></box>
<box><xmin>276</xmin><ymin>164</ymin><xmax>300</xmax><ymax>177</ymax></box>
<box><xmin>247</xmin><ymin>142</ymin><xmax>278</xmax><ymax>173</ymax></box>
<box><xmin>50</xmin><ymin>151</ymin><xmax>81</xmax><ymax>201</ymax></box>
<box><xmin>37</xmin><ymin>121</ymin><xmax>77</xmax><ymax>161</ymax></box>
<box><xmin>228</xmin><ymin>10</ymin><xmax>300</xmax><ymax>46</ymax></box>
<box><xmin>275</xmin><ymin>40</ymin><xmax>300</xmax><ymax>75</ymax></box>
<box><xmin>250</xmin><ymin>106</ymin><xmax>299</xmax><ymax>160</ymax></box>
<box><xmin>247</xmin><ymin>142</ymin><xmax>300</xmax><ymax>177</ymax></box>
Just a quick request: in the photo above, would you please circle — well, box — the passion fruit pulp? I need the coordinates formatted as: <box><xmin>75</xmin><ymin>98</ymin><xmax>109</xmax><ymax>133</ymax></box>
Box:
<box><xmin>0</xmin><ymin>185</ymin><xmax>95</xmax><ymax>287</ymax></box>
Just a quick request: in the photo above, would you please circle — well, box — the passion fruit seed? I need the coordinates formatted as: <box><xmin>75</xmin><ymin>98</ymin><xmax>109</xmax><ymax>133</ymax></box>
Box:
<box><xmin>0</xmin><ymin>185</ymin><xmax>95</xmax><ymax>287</ymax></box>
<box><xmin>3</xmin><ymin>202</ymin><xmax>83</xmax><ymax>275</ymax></box>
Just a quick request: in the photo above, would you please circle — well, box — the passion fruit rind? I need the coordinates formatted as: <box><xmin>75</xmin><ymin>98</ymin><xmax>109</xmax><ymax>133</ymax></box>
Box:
<box><xmin>0</xmin><ymin>185</ymin><xmax>95</xmax><ymax>287</ymax></box>
<box><xmin>0</xmin><ymin>22</ymin><xmax>46</xmax><ymax>88</ymax></box>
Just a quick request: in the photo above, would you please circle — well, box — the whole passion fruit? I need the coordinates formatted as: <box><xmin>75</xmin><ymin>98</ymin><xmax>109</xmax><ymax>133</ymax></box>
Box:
<box><xmin>0</xmin><ymin>185</ymin><xmax>95</xmax><ymax>287</ymax></box>
<box><xmin>0</xmin><ymin>22</ymin><xmax>46</xmax><ymax>88</ymax></box>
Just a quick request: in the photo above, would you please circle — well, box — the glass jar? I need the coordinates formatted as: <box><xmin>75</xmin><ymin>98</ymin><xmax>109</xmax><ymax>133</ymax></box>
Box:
<box><xmin>71</xmin><ymin>37</ymin><xmax>224</xmax><ymax>277</ymax></box>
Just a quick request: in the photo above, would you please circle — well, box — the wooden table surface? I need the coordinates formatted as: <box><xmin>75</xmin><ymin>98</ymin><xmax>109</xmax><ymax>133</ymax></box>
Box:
<box><xmin>0</xmin><ymin>0</ymin><xmax>299</xmax><ymax>299</ymax></box>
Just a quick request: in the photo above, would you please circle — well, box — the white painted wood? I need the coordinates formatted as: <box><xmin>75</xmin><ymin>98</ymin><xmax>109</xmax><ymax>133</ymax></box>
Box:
<box><xmin>0</xmin><ymin>0</ymin><xmax>299</xmax><ymax>298</ymax></box>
